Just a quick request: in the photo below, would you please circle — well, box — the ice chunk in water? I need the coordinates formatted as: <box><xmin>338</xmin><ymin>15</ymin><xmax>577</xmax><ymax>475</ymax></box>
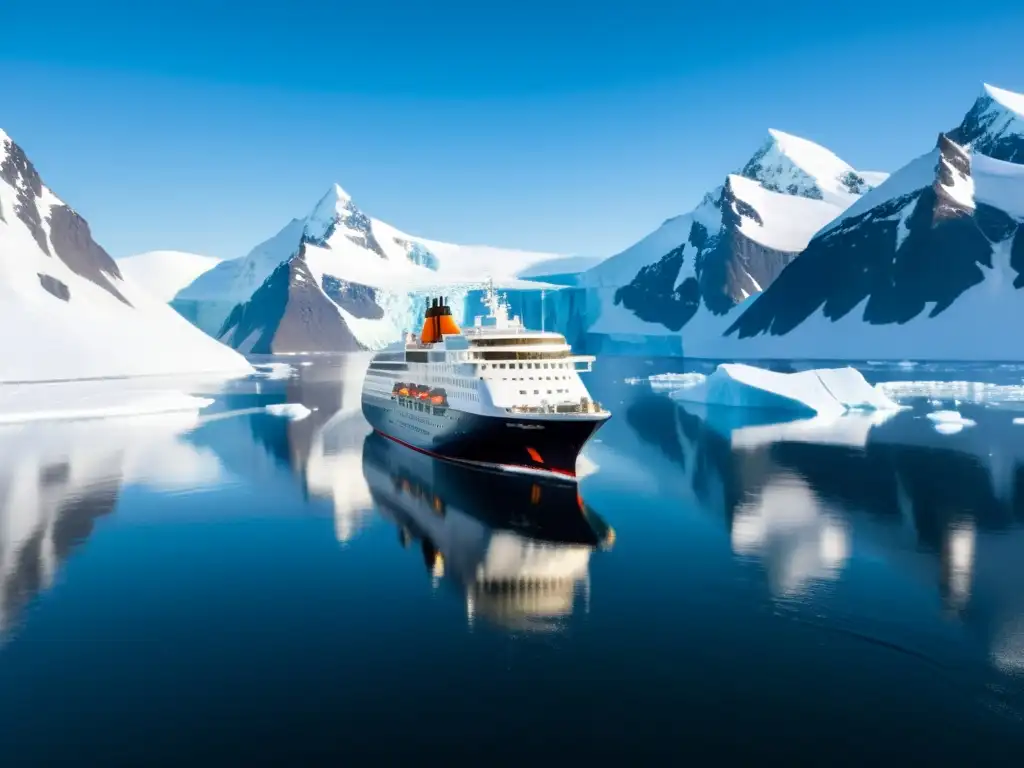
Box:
<box><xmin>265</xmin><ymin>403</ymin><xmax>312</xmax><ymax>421</ymax></box>
<box><xmin>671</xmin><ymin>363</ymin><xmax>899</xmax><ymax>417</ymax></box>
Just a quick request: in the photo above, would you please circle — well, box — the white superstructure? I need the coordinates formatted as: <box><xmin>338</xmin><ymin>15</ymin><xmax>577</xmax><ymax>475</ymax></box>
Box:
<box><xmin>362</xmin><ymin>280</ymin><xmax>605</xmax><ymax>418</ymax></box>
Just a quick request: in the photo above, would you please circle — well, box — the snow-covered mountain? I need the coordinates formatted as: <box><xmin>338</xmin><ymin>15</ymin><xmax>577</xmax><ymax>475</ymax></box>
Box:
<box><xmin>0</xmin><ymin>129</ymin><xmax>252</xmax><ymax>382</ymax></box>
<box><xmin>182</xmin><ymin>183</ymin><xmax>565</xmax><ymax>353</ymax></box>
<box><xmin>116</xmin><ymin>250</ymin><xmax>222</xmax><ymax>303</ymax></box>
<box><xmin>720</xmin><ymin>83</ymin><xmax>1024</xmax><ymax>361</ymax></box>
<box><xmin>579</xmin><ymin>130</ymin><xmax>886</xmax><ymax>342</ymax></box>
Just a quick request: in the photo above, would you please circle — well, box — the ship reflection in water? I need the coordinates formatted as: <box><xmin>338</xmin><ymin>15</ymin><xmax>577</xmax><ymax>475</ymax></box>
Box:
<box><xmin>361</xmin><ymin>431</ymin><xmax>614</xmax><ymax>632</ymax></box>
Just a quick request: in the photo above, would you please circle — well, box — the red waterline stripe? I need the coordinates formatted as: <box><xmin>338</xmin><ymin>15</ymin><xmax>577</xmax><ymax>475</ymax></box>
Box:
<box><xmin>374</xmin><ymin>429</ymin><xmax>577</xmax><ymax>479</ymax></box>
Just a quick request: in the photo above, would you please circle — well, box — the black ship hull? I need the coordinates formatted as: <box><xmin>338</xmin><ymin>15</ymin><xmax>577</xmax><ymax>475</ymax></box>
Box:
<box><xmin>361</xmin><ymin>395</ymin><xmax>608</xmax><ymax>479</ymax></box>
<box><xmin>362</xmin><ymin>430</ymin><xmax>611</xmax><ymax>545</ymax></box>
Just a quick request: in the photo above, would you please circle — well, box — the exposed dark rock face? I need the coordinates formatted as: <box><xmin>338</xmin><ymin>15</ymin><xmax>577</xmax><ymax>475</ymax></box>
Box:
<box><xmin>975</xmin><ymin>203</ymin><xmax>1017</xmax><ymax>243</ymax></box>
<box><xmin>274</xmin><ymin>259</ymin><xmax>365</xmax><ymax>353</ymax></box>
<box><xmin>219</xmin><ymin>245</ymin><xmax>370</xmax><ymax>353</ymax></box>
<box><xmin>614</xmin><ymin>243</ymin><xmax>701</xmax><ymax>331</ymax></box>
<box><xmin>218</xmin><ymin>259</ymin><xmax>292</xmax><ymax>353</ymax></box>
<box><xmin>701</xmin><ymin>227</ymin><xmax>796</xmax><ymax>315</ymax></box>
<box><xmin>321</xmin><ymin>275</ymin><xmax>384</xmax><ymax>319</ymax></box>
<box><xmin>47</xmin><ymin>204</ymin><xmax>130</xmax><ymax>305</ymax></box>
<box><xmin>700</xmin><ymin>179</ymin><xmax>800</xmax><ymax>314</ymax></box>
<box><xmin>840</xmin><ymin>170</ymin><xmax>870</xmax><ymax>195</ymax></box>
<box><xmin>37</xmin><ymin>273</ymin><xmax>70</xmax><ymax>301</ymax></box>
<box><xmin>1012</xmin><ymin>227</ymin><xmax>1024</xmax><ymax>290</ymax></box>
<box><xmin>932</xmin><ymin>134</ymin><xmax>973</xmax><ymax>223</ymax></box>
<box><xmin>740</xmin><ymin>138</ymin><xmax>824</xmax><ymax>200</ymax></box>
<box><xmin>1</xmin><ymin>132</ymin><xmax>129</xmax><ymax>306</ymax></box>
<box><xmin>613</xmin><ymin>179</ymin><xmax>801</xmax><ymax>331</ymax></box>
<box><xmin>0</xmin><ymin>137</ymin><xmax>49</xmax><ymax>255</ymax></box>
<box><xmin>728</xmin><ymin>134</ymin><xmax>1022</xmax><ymax>340</ymax></box>
<box><xmin>949</xmin><ymin>89</ymin><xmax>1024</xmax><ymax>164</ymax></box>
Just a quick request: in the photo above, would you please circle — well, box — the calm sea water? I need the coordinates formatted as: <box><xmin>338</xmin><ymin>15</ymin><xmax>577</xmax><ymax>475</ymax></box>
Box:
<box><xmin>1</xmin><ymin>355</ymin><xmax>1024</xmax><ymax>764</ymax></box>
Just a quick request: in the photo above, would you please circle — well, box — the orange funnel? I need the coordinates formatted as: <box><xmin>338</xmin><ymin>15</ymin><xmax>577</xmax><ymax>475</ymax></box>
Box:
<box><xmin>419</xmin><ymin>295</ymin><xmax>461</xmax><ymax>344</ymax></box>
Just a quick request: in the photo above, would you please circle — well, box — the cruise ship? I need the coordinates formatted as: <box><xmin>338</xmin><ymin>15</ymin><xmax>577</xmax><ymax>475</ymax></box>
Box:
<box><xmin>361</xmin><ymin>282</ymin><xmax>609</xmax><ymax>479</ymax></box>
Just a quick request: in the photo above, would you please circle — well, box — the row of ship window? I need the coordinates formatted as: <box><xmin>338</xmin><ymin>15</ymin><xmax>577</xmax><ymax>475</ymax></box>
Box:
<box><xmin>481</xmin><ymin>362</ymin><xmax>569</xmax><ymax>370</ymax></box>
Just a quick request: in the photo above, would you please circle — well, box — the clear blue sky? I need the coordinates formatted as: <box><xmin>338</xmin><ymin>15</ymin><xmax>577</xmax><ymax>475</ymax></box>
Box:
<box><xmin>3</xmin><ymin>0</ymin><xmax>1024</xmax><ymax>260</ymax></box>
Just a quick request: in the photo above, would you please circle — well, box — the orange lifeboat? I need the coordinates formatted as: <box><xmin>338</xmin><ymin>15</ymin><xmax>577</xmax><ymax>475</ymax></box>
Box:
<box><xmin>419</xmin><ymin>296</ymin><xmax>461</xmax><ymax>344</ymax></box>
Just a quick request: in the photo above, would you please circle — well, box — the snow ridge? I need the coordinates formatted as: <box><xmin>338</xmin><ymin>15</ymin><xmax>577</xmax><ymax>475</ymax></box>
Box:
<box><xmin>740</xmin><ymin>129</ymin><xmax>882</xmax><ymax>207</ymax></box>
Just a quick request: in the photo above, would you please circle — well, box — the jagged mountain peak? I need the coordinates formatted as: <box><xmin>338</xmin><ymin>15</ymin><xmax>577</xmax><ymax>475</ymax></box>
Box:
<box><xmin>303</xmin><ymin>183</ymin><xmax>356</xmax><ymax>238</ymax></box>
<box><xmin>740</xmin><ymin>129</ymin><xmax>880</xmax><ymax>206</ymax></box>
<box><xmin>0</xmin><ymin>126</ymin><xmax>129</xmax><ymax>305</ymax></box>
<box><xmin>327</xmin><ymin>181</ymin><xmax>352</xmax><ymax>202</ymax></box>
<box><xmin>301</xmin><ymin>182</ymin><xmax>387</xmax><ymax>257</ymax></box>
<box><xmin>950</xmin><ymin>82</ymin><xmax>1024</xmax><ymax>164</ymax></box>
<box><xmin>982</xmin><ymin>83</ymin><xmax>1024</xmax><ymax>115</ymax></box>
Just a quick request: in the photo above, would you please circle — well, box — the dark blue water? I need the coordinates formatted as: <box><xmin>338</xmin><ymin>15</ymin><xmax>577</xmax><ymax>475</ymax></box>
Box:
<box><xmin>1</xmin><ymin>355</ymin><xmax>1024</xmax><ymax>764</ymax></box>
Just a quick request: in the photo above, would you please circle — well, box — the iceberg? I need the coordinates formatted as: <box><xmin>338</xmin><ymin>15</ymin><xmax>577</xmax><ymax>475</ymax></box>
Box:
<box><xmin>670</xmin><ymin>363</ymin><xmax>899</xmax><ymax>418</ymax></box>
<box><xmin>265</xmin><ymin>403</ymin><xmax>312</xmax><ymax>421</ymax></box>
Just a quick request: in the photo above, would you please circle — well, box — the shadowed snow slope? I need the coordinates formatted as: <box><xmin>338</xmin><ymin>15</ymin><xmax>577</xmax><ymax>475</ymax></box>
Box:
<box><xmin>0</xmin><ymin>129</ymin><xmax>252</xmax><ymax>382</ymax></box>
<box><xmin>718</xmin><ymin>85</ymin><xmax>1024</xmax><ymax>360</ymax></box>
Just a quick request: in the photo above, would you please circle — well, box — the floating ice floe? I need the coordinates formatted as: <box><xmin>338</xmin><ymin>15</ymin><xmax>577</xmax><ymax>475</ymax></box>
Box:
<box><xmin>670</xmin><ymin>363</ymin><xmax>900</xmax><ymax>418</ymax></box>
<box><xmin>265</xmin><ymin>403</ymin><xmax>312</xmax><ymax>421</ymax></box>
<box><xmin>0</xmin><ymin>385</ymin><xmax>214</xmax><ymax>425</ymax></box>
<box><xmin>877</xmin><ymin>380</ymin><xmax>1024</xmax><ymax>406</ymax></box>
<box><xmin>627</xmin><ymin>372</ymin><xmax>708</xmax><ymax>391</ymax></box>
<box><xmin>252</xmin><ymin>363</ymin><xmax>294</xmax><ymax>380</ymax></box>
<box><xmin>925</xmin><ymin>410</ymin><xmax>976</xmax><ymax>435</ymax></box>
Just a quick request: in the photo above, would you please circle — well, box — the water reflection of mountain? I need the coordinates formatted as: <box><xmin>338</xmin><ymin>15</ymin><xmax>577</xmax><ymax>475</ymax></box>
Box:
<box><xmin>269</xmin><ymin>358</ymin><xmax>374</xmax><ymax>543</ymax></box>
<box><xmin>624</xmin><ymin>389</ymin><xmax>1024</xmax><ymax>670</ymax></box>
<box><xmin>362</xmin><ymin>432</ymin><xmax>614</xmax><ymax>633</ymax></box>
<box><xmin>0</xmin><ymin>412</ymin><xmax>208</xmax><ymax>637</ymax></box>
